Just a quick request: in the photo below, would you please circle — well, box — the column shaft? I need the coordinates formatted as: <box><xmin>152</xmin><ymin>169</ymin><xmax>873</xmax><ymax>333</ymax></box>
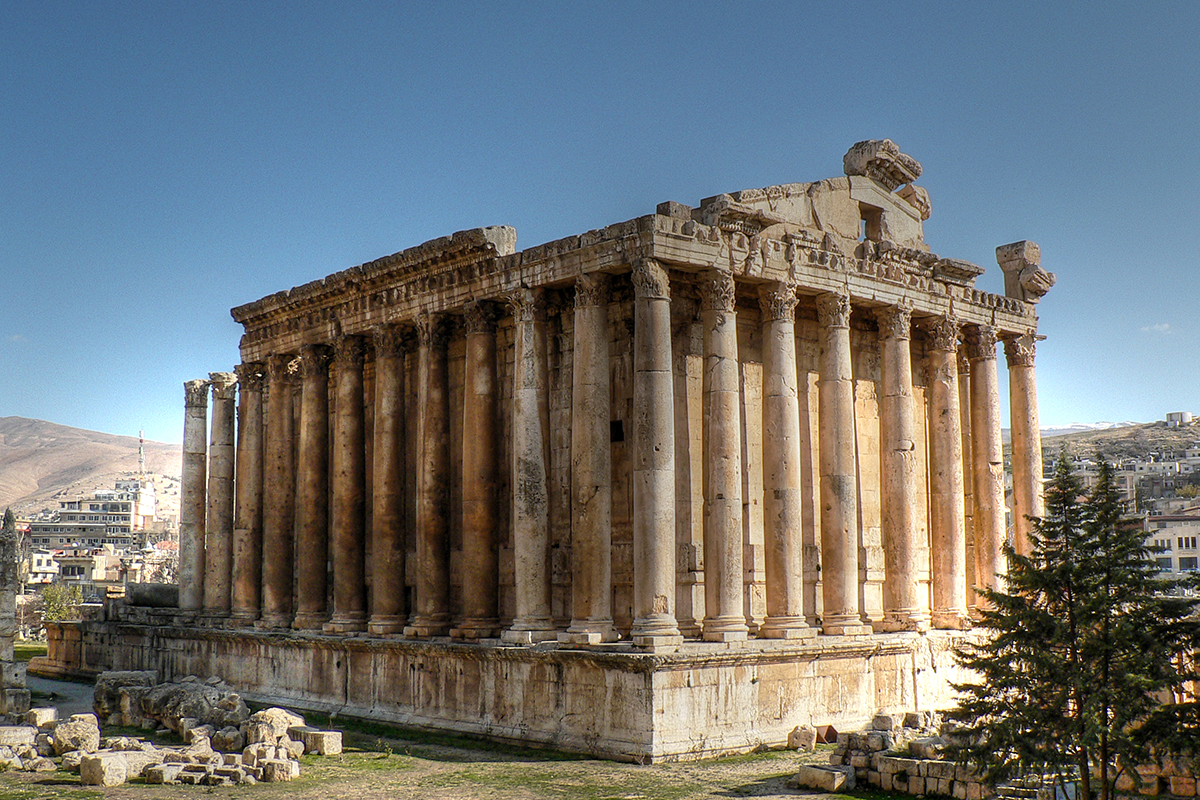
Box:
<box><xmin>457</xmin><ymin>303</ymin><xmax>501</xmax><ymax>639</ymax></box>
<box><xmin>180</xmin><ymin>380</ymin><xmax>209</xmax><ymax>612</ymax></box>
<box><xmin>292</xmin><ymin>345</ymin><xmax>331</xmax><ymax>630</ymax></box>
<box><xmin>876</xmin><ymin>306</ymin><xmax>929</xmax><ymax>631</ymax></box>
<box><xmin>701</xmin><ymin>270</ymin><xmax>748</xmax><ymax>642</ymax></box>
<box><xmin>925</xmin><ymin>317</ymin><xmax>970</xmax><ymax>629</ymax></box>
<box><xmin>230</xmin><ymin>363</ymin><xmax>264</xmax><ymax>624</ymax></box>
<box><xmin>1006</xmin><ymin>334</ymin><xmax>1044</xmax><ymax>558</ymax></box>
<box><xmin>259</xmin><ymin>354</ymin><xmax>296</xmax><ymax>628</ymax></box>
<box><xmin>816</xmin><ymin>292</ymin><xmax>870</xmax><ymax>635</ymax></box>
<box><xmin>326</xmin><ymin>336</ymin><xmax>368</xmax><ymax>633</ymax></box>
<box><xmin>758</xmin><ymin>284</ymin><xmax>814</xmax><ymax>639</ymax></box>
<box><xmin>405</xmin><ymin>314</ymin><xmax>452</xmax><ymax>637</ymax></box>
<box><xmin>204</xmin><ymin>372</ymin><xmax>237</xmax><ymax>614</ymax></box>
<box><xmin>630</xmin><ymin>259</ymin><xmax>682</xmax><ymax>650</ymax></box>
<box><xmin>369</xmin><ymin>326</ymin><xmax>407</xmax><ymax>635</ymax></box>
<box><xmin>562</xmin><ymin>274</ymin><xmax>617</xmax><ymax>644</ymax></box>
<box><xmin>958</xmin><ymin>350</ymin><xmax>977</xmax><ymax>612</ymax></box>
<box><xmin>966</xmin><ymin>325</ymin><xmax>1006</xmax><ymax>600</ymax></box>
<box><xmin>503</xmin><ymin>289</ymin><xmax>556</xmax><ymax>644</ymax></box>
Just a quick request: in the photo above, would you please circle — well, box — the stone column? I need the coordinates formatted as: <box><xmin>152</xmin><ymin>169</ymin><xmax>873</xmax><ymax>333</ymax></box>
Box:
<box><xmin>700</xmin><ymin>270</ymin><xmax>748</xmax><ymax>642</ymax></box>
<box><xmin>1005</xmin><ymin>333</ymin><xmax>1044</xmax><ymax>558</ymax></box>
<box><xmin>405</xmin><ymin>313</ymin><xmax>452</xmax><ymax>637</ymax></box>
<box><xmin>958</xmin><ymin>348</ymin><xmax>976</xmax><ymax>612</ymax></box>
<box><xmin>204</xmin><ymin>372</ymin><xmax>237</xmax><ymax>615</ymax></box>
<box><xmin>456</xmin><ymin>302</ymin><xmax>501</xmax><ymax>639</ymax></box>
<box><xmin>966</xmin><ymin>324</ymin><xmax>1006</xmax><ymax>600</ymax></box>
<box><xmin>876</xmin><ymin>305</ymin><xmax>929</xmax><ymax>632</ymax></box>
<box><xmin>230</xmin><ymin>362</ymin><xmax>264</xmax><ymax>625</ymax></box>
<box><xmin>259</xmin><ymin>353</ymin><xmax>296</xmax><ymax>628</ymax></box>
<box><xmin>180</xmin><ymin>379</ymin><xmax>210</xmax><ymax>612</ymax></box>
<box><xmin>630</xmin><ymin>258</ymin><xmax>682</xmax><ymax>650</ymax></box>
<box><xmin>292</xmin><ymin>345</ymin><xmax>332</xmax><ymax>630</ymax></box>
<box><xmin>816</xmin><ymin>291</ymin><xmax>870</xmax><ymax>635</ymax></box>
<box><xmin>561</xmin><ymin>274</ymin><xmax>617</xmax><ymax>644</ymax></box>
<box><xmin>325</xmin><ymin>335</ymin><xmax>368</xmax><ymax>633</ymax></box>
<box><xmin>503</xmin><ymin>288</ymin><xmax>557</xmax><ymax>644</ymax></box>
<box><xmin>757</xmin><ymin>283</ymin><xmax>814</xmax><ymax>639</ymax></box>
<box><xmin>369</xmin><ymin>325</ymin><xmax>407</xmax><ymax>635</ymax></box>
<box><xmin>924</xmin><ymin>317</ymin><xmax>970</xmax><ymax>629</ymax></box>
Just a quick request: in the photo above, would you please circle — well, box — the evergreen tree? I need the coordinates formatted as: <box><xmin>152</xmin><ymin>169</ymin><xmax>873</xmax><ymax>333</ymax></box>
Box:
<box><xmin>947</xmin><ymin>453</ymin><xmax>1200</xmax><ymax>800</ymax></box>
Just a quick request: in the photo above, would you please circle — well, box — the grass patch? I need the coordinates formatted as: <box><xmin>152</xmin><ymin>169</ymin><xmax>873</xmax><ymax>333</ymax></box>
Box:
<box><xmin>13</xmin><ymin>642</ymin><xmax>47</xmax><ymax>662</ymax></box>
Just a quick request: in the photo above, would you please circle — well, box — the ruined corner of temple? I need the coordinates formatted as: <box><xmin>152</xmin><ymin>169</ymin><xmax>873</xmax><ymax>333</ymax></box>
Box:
<box><xmin>39</xmin><ymin>139</ymin><xmax>1052</xmax><ymax>762</ymax></box>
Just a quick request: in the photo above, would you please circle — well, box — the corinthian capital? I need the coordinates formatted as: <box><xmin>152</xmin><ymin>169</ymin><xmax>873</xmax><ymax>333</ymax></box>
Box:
<box><xmin>922</xmin><ymin>316</ymin><xmax>961</xmax><ymax>353</ymax></box>
<box><xmin>372</xmin><ymin>324</ymin><xmax>410</xmax><ymax>359</ymax></box>
<box><xmin>462</xmin><ymin>300</ymin><xmax>499</xmax><ymax>334</ymax></box>
<box><xmin>758</xmin><ymin>282</ymin><xmax>800</xmax><ymax>323</ymax></box>
<box><xmin>1003</xmin><ymin>333</ymin><xmax>1037</xmax><ymax>368</ymax></box>
<box><xmin>875</xmin><ymin>304</ymin><xmax>912</xmax><ymax>341</ymax></box>
<box><xmin>701</xmin><ymin>270</ymin><xmax>736</xmax><ymax>314</ymax></box>
<box><xmin>815</xmin><ymin>291</ymin><xmax>851</xmax><ymax>329</ymax></box>
<box><xmin>631</xmin><ymin>258</ymin><xmax>670</xmax><ymax>300</ymax></box>
<box><xmin>333</xmin><ymin>335</ymin><xmax>366</xmax><ymax>367</ymax></box>
<box><xmin>234</xmin><ymin>362</ymin><xmax>265</xmax><ymax>393</ymax></box>
<box><xmin>297</xmin><ymin>344</ymin><xmax>332</xmax><ymax>378</ymax></box>
<box><xmin>963</xmin><ymin>324</ymin><xmax>997</xmax><ymax>362</ymax></box>
<box><xmin>184</xmin><ymin>379</ymin><xmax>210</xmax><ymax>408</ymax></box>
<box><xmin>574</xmin><ymin>273</ymin><xmax>609</xmax><ymax>308</ymax></box>
<box><xmin>415</xmin><ymin>312</ymin><xmax>450</xmax><ymax>349</ymax></box>
<box><xmin>505</xmin><ymin>287</ymin><xmax>545</xmax><ymax>324</ymax></box>
<box><xmin>208</xmin><ymin>372</ymin><xmax>238</xmax><ymax>401</ymax></box>
<box><xmin>266</xmin><ymin>353</ymin><xmax>296</xmax><ymax>382</ymax></box>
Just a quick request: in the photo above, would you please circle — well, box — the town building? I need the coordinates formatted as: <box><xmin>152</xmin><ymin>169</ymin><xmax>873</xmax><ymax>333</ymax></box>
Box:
<box><xmin>27</xmin><ymin>480</ymin><xmax>157</xmax><ymax>550</ymax></box>
<box><xmin>39</xmin><ymin>140</ymin><xmax>1052</xmax><ymax>761</ymax></box>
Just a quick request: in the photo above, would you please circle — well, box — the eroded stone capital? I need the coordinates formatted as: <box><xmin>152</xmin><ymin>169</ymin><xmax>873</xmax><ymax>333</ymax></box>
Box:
<box><xmin>265</xmin><ymin>352</ymin><xmax>296</xmax><ymax>382</ymax></box>
<box><xmin>758</xmin><ymin>282</ymin><xmax>800</xmax><ymax>323</ymax></box>
<box><xmin>333</xmin><ymin>335</ymin><xmax>366</xmax><ymax>367</ymax></box>
<box><xmin>234</xmin><ymin>362</ymin><xmax>265</xmax><ymax>393</ymax></box>
<box><xmin>631</xmin><ymin>258</ymin><xmax>671</xmax><ymax>300</ymax></box>
<box><xmin>1003</xmin><ymin>333</ymin><xmax>1037</xmax><ymax>368</ymax></box>
<box><xmin>415</xmin><ymin>312</ymin><xmax>450</xmax><ymax>349</ymax></box>
<box><xmin>184</xmin><ymin>379</ymin><xmax>210</xmax><ymax>408</ymax></box>
<box><xmin>957</xmin><ymin>349</ymin><xmax>971</xmax><ymax>375</ymax></box>
<box><xmin>297</xmin><ymin>344</ymin><xmax>332</xmax><ymax>378</ymax></box>
<box><xmin>506</xmin><ymin>287</ymin><xmax>545</xmax><ymax>323</ymax></box>
<box><xmin>372</xmin><ymin>324</ymin><xmax>410</xmax><ymax>358</ymax></box>
<box><xmin>963</xmin><ymin>324</ymin><xmax>998</xmax><ymax>362</ymax></box>
<box><xmin>922</xmin><ymin>316</ymin><xmax>961</xmax><ymax>352</ymax></box>
<box><xmin>701</xmin><ymin>270</ymin><xmax>736</xmax><ymax>315</ymax></box>
<box><xmin>574</xmin><ymin>273</ymin><xmax>609</xmax><ymax>308</ymax></box>
<box><xmin>875</xmin><ymin>304</ymin><xmax>912</xmax><ymax>341</ymax></box>
<box><xmin>843</xmin><ymin>138</ymin><xmax>922</xmax><ymax>191</ymax></box>
<box><xmin>462</xmin><ymin>300</ymin><xmax>499</xmax><ymax>334</ymax></box>
<box><xmin>815</xmin><ymin>291</ymin><xmax>851</xmax><ymax>329</ymax></box>
<box><xmin>208</xmin><ymin>372</ymin><xmax>238</xmax><ymax>401</ymax></box>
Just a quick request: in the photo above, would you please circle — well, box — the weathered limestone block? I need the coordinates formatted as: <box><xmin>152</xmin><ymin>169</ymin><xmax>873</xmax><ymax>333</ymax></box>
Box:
<box><xmin>94</xmin><ymin>670</ymin><xmax>156</xmax><ymax>721</ymax></box>
<box><xmin>60</xmin><ymin>749</ymin><xmax>85</xmax><ymax>771</ymax></box>
<box><xmin>288</xmin><ymin>725</ymin><xmax>342</xmax><ymax>755</ymax></box>
<box><xmin>1171</xmin><ymin>776</ymin><xmax>1198</xmax><ymax>797</ymax></box>
<box><xmin>53</xmin><ymin>717</ymin><xmax>100</xmax><ymax>756</ymax></box>
<box><xmin>81</xmin><ymin>752</ymin><xmax>128</xmax><ymax>787</ymax></box>
<box><xmin>25</xmin><ymin>708</ymin><xmax>55</xmax><ymax>729</ymax></box>
<box><xmin>873</xmin><ymin>713</ymin><xmax>902</xmax><ymax>731</ymax></box>
<box><xmin>261</xmin><ymin>758</ymin><xmax>299</xmax><ymax>782</ymax></box>
<box><xmin>790</xmin><ymin>765</ymin><xmax>856</xmax><ymax>792</ymax></box>
<box><xmin>25</xmin><ymin>756</ymin><xmax>55</xmax><ymax>771</ymax></box>
<box><xmin>0</xmin><ymin>726</ymin><xmax>35</xmax><ymax>748</ymax></box>
<box><xmin>212</xmin><ymin>725</ymin><xmax>244</xmax><ymax>752</ymax></box>
<box><xmin>787</xmin><ymin>724</ymin><xmax>817</xmax><ymax>752</ymax></box>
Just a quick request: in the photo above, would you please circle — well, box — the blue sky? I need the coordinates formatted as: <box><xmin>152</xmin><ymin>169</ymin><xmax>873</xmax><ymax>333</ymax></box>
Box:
<box><xmin>2</xmin><ymin>2</ymin><xmax>1197</xmax><ymax>443</ymax></box>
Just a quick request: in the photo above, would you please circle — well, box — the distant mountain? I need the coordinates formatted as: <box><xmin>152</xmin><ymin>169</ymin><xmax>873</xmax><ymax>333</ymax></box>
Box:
<box><xmin>1033</xmin><ymin>419</ymin><xmax>1199</xmax><ymax>461</ymax></box>
<box><xmin>1040</xmin><ymin>421</ymin><xmax>1142</xmax><ymax>439</ymax></box>
<box><xmin>0</xmin><ymin>417</ymin><xmax>181</xmax><ymax>515</ymax></box>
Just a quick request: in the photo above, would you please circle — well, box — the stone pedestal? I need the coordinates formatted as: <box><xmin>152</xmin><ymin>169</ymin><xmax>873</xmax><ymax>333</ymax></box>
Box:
<box><xmin>700</xmin><ymin>270</ymin><xmax>748</xmax><ymax>643</ymax></box>
<box><xmin>293</xmin><ymin>345</ymin><xmax>331</xmax><ymax>631</ymax></box>
<box><xmin>757</xmin><ymin>284</ymin><xmax>814</xmax><ymax>640</ymax></box>
<box><xmin>816</xmin><ymin>292</ymin><xmax>870</xmax><ymax>636</ymax></box>
<box><xmin>456</xmin><ymin>303</ymin><xmax>501</xmax><ymax>640</ymax></box>
<box><xmin>204</xmin><ymin>372</ymin><xmax>238</xmax><ymax>615</ymax></box>
<box><xmin>369</xmin><ymin>326</ymin><xmax>407</xmax><ymax>636</ymax></box>
<box><xmin>966</xmin><ymin>325</ymin><xmax>1006</xmax><ymax>603</ymax></box>
<box><xmin>503</xmin><ymin>289</ymin><xmax>557</xmax><ymax>645</ymax></box>
<box><xmin>629</xmin><ymin>259</ymin><xmax>682</xmax><ymax>651</ymax></box>
<box><xmin>259</xmin><ymin>354</ymin><xmax>296</xmax><ymax>629</ymax></box>
<box><xmin>180</xmin><ymin>379</ymin><xmax>209</xmax><ymax>612</ymax></box>
<box><xmin>325</xmin><ymin>336</ymin><xmax>368</xmax><ymax>634</ymax></box>
<box><xmin>406</xmin><ymin>314</ymin><xmax>452</xmax><ymax>638</ymax></box>
<box><xmin>924</xmin><ymin>318</ymin><xmax>970</xmax><ymax>630</ymax></box>
<box><xmin>875</xmin><ymin>306</ymin><xmax>928</xmax><ymax>632</ymax></box>
<box><xmin>230</xmin><ymin>362</ymin><xmax>264</xmax><ymax>625</ymax></box>
<box><xmin>1005</xmin><ymin>334</ymin><xmax>1044</xmax><ymax>558</ymax></box>
<box><xmin>561</xmin><ymin>275</ymin><xmax>617</xmax><ymax>644</ymax></box>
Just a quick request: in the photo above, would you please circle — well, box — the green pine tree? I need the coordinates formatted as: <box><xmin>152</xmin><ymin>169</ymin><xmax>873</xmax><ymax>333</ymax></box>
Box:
<box><xmin>947</xmin><ymin>453</ymin><xmax>1200</xmax><ymax>800</ymax></box>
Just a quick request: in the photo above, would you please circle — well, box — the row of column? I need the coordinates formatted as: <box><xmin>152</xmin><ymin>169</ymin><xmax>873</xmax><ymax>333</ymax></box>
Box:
<box><xmin>179</xmin><ymin>261</ymin><xmax>1043</xmax><ymax>642</ymax></box>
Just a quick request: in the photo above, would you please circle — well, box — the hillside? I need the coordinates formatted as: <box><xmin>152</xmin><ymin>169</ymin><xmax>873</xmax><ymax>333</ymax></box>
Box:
<box><xmin>0</xmin><ymin>417</ymin><xmax>181</xmax><ymax>516</ymax></box>
<box><xmin>1037</xmin><ymin>420</ymin><xmax>1200</xmax><ymax>461</ymax></box>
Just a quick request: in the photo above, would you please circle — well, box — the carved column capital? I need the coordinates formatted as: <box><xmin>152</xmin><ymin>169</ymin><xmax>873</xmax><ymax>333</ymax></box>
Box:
<box><xmin>462</xmin><ymin>300</ymin><xmax>500</xmax><ymax>334</ymax></box>
<box><xmin>333</xmin><ymin>335</ymin><xmax>367</xmax><ymax>367</ymax></box>
<box><xmin>234</xmin><ymin>362</ymin><xmax>265</xmax><ymax>392</ymax></box>
<box><xmin>1003</xmin><ymin>333</ymin><xmax>1037</xmax><ymax>368</ymax></box>
<box><xmin>701</xmin><ymin>270</ymin><xmax>736</xmax><ymax>314</ymax></box>
<box><xmin>574</xmin><ymin>273</ymin><xmax>609</xmax><ymax>308</ymax></box>
<box><xmin>506</xmin><ymin>287</ymin><xmax>545</xmax><ymax>323</ymax></box>
<box><xmin>209</xmin><ymin>372</ymin><xmax>238</xmax><ymax>401</ymax></box>
<box><xmin>957</xmin><ymin>348</ymin><xmax>972</xmax><ymax>375</ymax></box>
<box><xmin>266</xmin><ymin>353</ymin><xmax>297</xmax><ymax>382</ymax></box>
<box><xmin>631</xmin><ymin>258</ymin><xmax>671</xmax><ymax>300</ymax></box>
<box><xmin>415</xmin><ymin>312</ymin><xmax>451</xmax><ymax>349</ymax></box>
<box><xmin>815</xmin><ymin>291</ymin><xmax>851</xmax><ymax>329</ymax></box>
<box><xmin>371</xmin><ymin>324</ymin><xmax>411</xmax><ymax>358</ymax></box>
<box><xmin>297</xmin><ymin>344</ymin><xmax>332</xmax><ymax>377</ymax></box>
<box><xmin>963</xmin><ymin>324</ymin><xmax>998</xmax><ymax>362</ymax></box>
<box><xmin>875</xmin><ymin>304</ymin><xmax>913</xmax><ymax>341</ymax></box>
<box><xmin>758</xmin><ymin>282</ymin><xmax>800</xmax><ymax>323</ymax></box>
<box><xmin>184</xmin><ymin>379</ymin><xmax>211</xmax><ymax>408</ymax></box>
<box><xmin>923</xmin><ymin>315</ymin><xmax>961</xmax><ymax>352</ymax></box>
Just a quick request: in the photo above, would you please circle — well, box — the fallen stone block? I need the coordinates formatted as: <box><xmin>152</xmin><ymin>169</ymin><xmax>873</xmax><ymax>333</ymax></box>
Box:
<box><xmin>786</xmin><ymin>724</ymin><xmax>816</xmax><ymax>753</ymax></box>
<box><xmin>25</xmin><ymin>708</ymin><xmax>56</xmax><ymax>729</ymax></box>
<box><xmin>146</xmin><ymin>762</ymin><xmax>187</xmax><ymax>784</ymax></box>
<box><xmin>24</xmin><ymin>756</ymin><xmax>55</xmax><ymax>772</ymax></box>
<box><xmin>873</xmin><ymin>713</ymin><xmax>902</xmax><ymax>732</ymax></box>
<box><xmin>80</xmin><ymin>752</ymin><xmax>128</xmax><ymax>787</ymax></box>
<box><xmin>0</xmin><ymin>726</ymin><xmax>36</xmax><ymax>748</ymax></box>
<box><xmin>247</xmin><ymin>707</ymin><xmax>305</xmax><ymax>739</ymax></box>
<box><xmin>789</xmin><ymin>765</ymin><xmax>856</xmax><ymax>792</ymax></box>
<box><xmin>261</xmin><ymin>758</ymin><xmax>299</xmax><ymax>782</ymax></box>
<box><xmin>53</xmin><ymin>719</ymin><xmax>100</xmax><ymax>756</ymax></box>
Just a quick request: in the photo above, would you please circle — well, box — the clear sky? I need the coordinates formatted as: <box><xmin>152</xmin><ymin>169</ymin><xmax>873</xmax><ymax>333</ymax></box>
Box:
<box><xmin>2</xmin><ymin>2</ymin><xmax>1197</xmax><ymax>444</ymax></box>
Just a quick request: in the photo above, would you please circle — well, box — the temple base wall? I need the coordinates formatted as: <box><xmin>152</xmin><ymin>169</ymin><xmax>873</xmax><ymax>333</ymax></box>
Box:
<box><xmin>33</xmin><ymin>616</ymin><xmax>974</xmax><ymax>762</ymax></box>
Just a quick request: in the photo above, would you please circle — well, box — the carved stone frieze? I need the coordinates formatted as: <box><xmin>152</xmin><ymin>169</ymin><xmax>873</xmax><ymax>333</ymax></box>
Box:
<box><xmin>843</xmin><ymin>139</ymin><xmax>923</xmax><ymax>191</ymax></box>
<box><xmin>631</xmin><ymin>258</ymin><xmax>670</xmax><ymax>300</ymax></box>
<box><xmin>184</xmin><ymin>379</ymin><xmax>210</xmax><ymax>408</ymax></box>
<box><xmin>758</xmin><ymin>283</ymin><xmax>800</xmax><ymax>323</ymax></box>
<box><xmin>963</xmin><ymin>324</ymin><xmax>998</xmax><ymax>362</ymax></box>
<box><xmin>815</xmin><ymin>291</ymin><xmax>851</xmax><ymax>329</ymax></box>
<box><xmin>875</xmin><ymin>304</ymin><xmax>912</xmax><ymax>341</ymax></box>
<box><xmin>1003</xmin><ymin>333</ymin><xmax>1037</xmax><ymax>368</ymax></box>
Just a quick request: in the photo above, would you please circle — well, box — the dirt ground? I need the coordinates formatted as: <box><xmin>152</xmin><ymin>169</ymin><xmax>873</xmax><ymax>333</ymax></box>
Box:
<box><xmin>0</xmin><ymin>726</ymin><xmax>834</xmax><ymax>800</ymax></box>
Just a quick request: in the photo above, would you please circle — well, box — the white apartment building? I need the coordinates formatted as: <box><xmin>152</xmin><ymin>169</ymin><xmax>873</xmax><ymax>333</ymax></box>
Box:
<box><xmin>1146</xmin><ymin>513</ymin><xmax>1200</xmax><ymax>575</ymax></box>
<box><xmin>28</xmin><ymin>479</ymin><xmax>157</xmax><ymax>550</ymax></box>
